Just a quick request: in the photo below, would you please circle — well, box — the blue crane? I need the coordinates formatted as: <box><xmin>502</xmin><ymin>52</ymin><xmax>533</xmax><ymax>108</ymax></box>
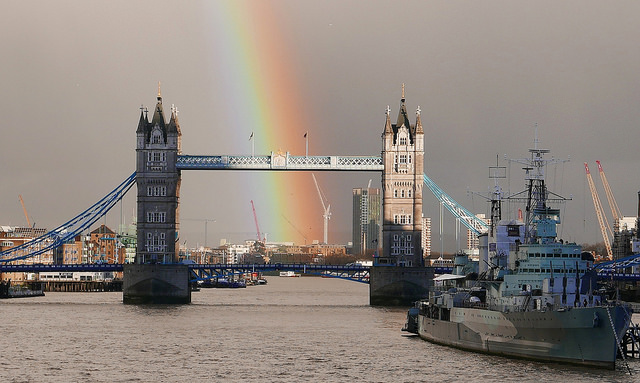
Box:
<box><xmin>422</xmin><ymin>174</ymin><xmax>489</xmax><ymax>236</ymax></box>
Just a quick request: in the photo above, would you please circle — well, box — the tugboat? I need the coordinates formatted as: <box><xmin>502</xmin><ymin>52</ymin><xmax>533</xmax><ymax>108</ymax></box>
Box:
<box><xmin>405</xmin><ymin>144</ymin><xmax>633</xmax><ymax>369</ymax></box>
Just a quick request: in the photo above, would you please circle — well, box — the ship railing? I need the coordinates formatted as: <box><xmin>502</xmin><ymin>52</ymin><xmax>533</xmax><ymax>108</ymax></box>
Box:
<box><xmin>457</xmin><ymin>301</ymin><xmax>489</xmax><ymax>310</ymax></box>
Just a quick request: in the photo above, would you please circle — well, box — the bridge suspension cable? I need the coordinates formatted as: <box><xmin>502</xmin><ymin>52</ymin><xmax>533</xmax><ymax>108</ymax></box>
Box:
<box><xmin>422</xmin><ymin>174</ymin><xmax>489</xmax><ymax>236</ymax></box>
<box><xmin>0</xmin><ymin>172</ymin><xmax>136</xmax><ymax>263</ymax></box>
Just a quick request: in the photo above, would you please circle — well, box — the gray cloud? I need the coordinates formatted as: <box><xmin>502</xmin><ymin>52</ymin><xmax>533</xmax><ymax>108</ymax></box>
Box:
<box><xmin>2</xmin><ymin>0</ymin><xmax>639</xmax><ymax>251</ymax></box>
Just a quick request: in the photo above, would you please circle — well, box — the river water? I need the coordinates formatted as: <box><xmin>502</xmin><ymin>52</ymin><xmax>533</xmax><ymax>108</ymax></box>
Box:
<box><xmin>1</xmin><ymin>277</ymin><xmax>638</xmax><ymax>382</ymax></box>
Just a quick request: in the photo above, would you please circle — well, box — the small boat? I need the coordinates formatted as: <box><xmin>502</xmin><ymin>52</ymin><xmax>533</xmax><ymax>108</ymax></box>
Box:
<box><xmin>279</xmin><ymin>271</ymin><xmax>301</xmax><ymax>277</ymax></box>
<box><xmin>229</xmin><ymin>280</ymin><xmax>247</xmax><ymax>288</ymax></box>
<box><xmin>0</xmin><ymin>281</ymin><xmax>44</xmax><ymax>299</ymax></box>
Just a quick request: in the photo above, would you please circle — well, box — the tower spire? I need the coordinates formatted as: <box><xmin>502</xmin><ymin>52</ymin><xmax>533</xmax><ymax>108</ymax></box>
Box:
<box><xmin>383</xmin><ymin>105</ymin><xmax>393</xmax><ymax>134</ymax></box>
<box><xmin>396</xmin><ymin>89</ymin><xmax>409</xmax><ymax>129</ymax></box>
<box><xmin>157</xmin><ymin>81</ymin><xmax>162</xmax><ymax>100</ymax></box>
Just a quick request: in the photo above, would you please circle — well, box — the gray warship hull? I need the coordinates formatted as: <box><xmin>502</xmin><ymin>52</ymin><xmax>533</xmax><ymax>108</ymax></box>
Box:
<box><xmin>417</xmin><ymin>304</ymin><xmax>630</xmax><ymax>369</ymax></box>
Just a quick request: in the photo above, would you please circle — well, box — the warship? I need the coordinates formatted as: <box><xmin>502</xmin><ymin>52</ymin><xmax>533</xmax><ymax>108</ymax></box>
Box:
<box><xmin>405</xmin><ymin>145</ymin><xmax>632</xmax><ymax>369</ymax></box>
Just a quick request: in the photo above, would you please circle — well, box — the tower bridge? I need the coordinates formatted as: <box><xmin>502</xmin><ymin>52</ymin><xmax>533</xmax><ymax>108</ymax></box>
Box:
<box><xmin>133</xmin><ymin>87</ymin><xmax>426</xmax><ymax>292</ymax></box>
<box><xmin>2</xmin><ymin>88</ymin><xmax>638</xmax><ymax>303</ymax></box>
<box><xmin>0</xmin><ymin>87</ymin><xmax>428</xmax><ymax>304</ymax></box>
<box><xmin>132</xmin><ymin>87</ymin><xmax>428</xmax><ymax>303</ymax></box>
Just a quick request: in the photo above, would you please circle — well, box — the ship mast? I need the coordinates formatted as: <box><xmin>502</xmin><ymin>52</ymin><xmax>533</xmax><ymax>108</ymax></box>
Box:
<box><xmin>489</xmin><ymin>155</ymin><xmax>506</xmax><ymax>238</ymax></box>
<box><xmin>506</xmin><ymin>131</ymin><xmax>570</xmax><ymax>244</ymax></box>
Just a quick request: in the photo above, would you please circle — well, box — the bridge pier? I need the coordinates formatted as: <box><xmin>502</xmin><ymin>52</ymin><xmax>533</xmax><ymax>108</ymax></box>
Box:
<box><xmin>122</xmin><ymin>264</ymin><xmax>191</xmax><ymax>304</ymax></box>
<box><xmin>369</xmin><ymin>266</ymin><xmax>433</xmax><ymax>306</ymax></box>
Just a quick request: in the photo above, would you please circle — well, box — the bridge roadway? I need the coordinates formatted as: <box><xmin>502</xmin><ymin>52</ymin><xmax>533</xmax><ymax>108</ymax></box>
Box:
<box><xmin>176</xmin><ymin>154</ymin><xmax>384</xmax><ymax>171</ymax></box>
<box><xmin>4</xmin><ymin>263</ymin><xmax>639</xmax><ymax>282</ymax></box>
<box><xmin>0</xmin><ymin>263</ymin><xmax>455</xmax><ymax>284</ymax></box>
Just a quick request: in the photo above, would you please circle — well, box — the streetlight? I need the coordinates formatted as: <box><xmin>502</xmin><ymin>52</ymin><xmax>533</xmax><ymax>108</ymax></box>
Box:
<box><xmin>203</xmin><ymin>219</ymin><xmax>216</xmax><ymax>249</ymax></box>
<box><xmin>183</xmin><ymin>218</ymin><xmax>216</xmax><ymax>263</ymax></box>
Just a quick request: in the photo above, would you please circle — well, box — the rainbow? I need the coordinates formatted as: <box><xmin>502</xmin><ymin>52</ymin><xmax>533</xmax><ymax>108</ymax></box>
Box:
<box><xmin>203</xmin><ymin>1</ymin><xmax>320</xmax><ymax>244</ymax></box>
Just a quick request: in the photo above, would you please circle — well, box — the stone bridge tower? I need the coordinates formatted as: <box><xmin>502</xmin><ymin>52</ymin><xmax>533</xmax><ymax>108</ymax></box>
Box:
<box><xmin>379</xmin><ymin>88</ymin><xmax>424</xmax><ymax>267</ymax></box>
<box><xmin>370</xmin><ymin>88</ymin><xmax>431</xmax><ymax>306</ymax></box>
<box><xmin>135</xmin><ymin>88</ymin><xmax>182</xmax><ymax>264</ymax></box>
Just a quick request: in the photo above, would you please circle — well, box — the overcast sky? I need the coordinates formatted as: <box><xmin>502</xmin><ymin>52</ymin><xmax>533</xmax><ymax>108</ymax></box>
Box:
<box><xmin>2</xmin><ymin>1</ymin><xmax>639</xmax><ymax>252</ymax></box>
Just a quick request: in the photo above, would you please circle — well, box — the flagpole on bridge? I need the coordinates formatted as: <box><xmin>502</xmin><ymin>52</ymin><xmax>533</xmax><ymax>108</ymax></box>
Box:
<box><xmin>304</xmin><ymin>131</ymin><xmax>308</xmax><ymax>157</ymax></box>
<box><xmin>250</xmin><ymin>132</ymin><xmax>254</xmax><ymax>157</ymax></box>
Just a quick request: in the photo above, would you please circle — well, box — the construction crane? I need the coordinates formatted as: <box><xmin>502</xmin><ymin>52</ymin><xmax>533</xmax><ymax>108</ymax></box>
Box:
<box><xmin>584</xmin><ymin>163</ymin><xmax>613</xmax><ymax>260</ymax></box>
<box><xmin>311</xmin><ymin>173</ymin><xmax>331</xmax><ymax>244</ymax></box>
<box><xmin>596</xmin><ymin>160</ymin><xmax>623</xmax><ymax>233</ymax></box>
<box><xmin>250</xmin><ymin>200</ymin><xmax>265</xmax><ymax>243</ymax></box>
<box><xmin>18</xmin><ymin>195</ymin><xmax>32</xmax><ymax>228</ymax></box>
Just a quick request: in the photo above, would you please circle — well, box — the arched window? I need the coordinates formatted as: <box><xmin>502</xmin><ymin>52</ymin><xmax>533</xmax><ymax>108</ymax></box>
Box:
<box><xmin>151</xmin><ymin>127</ymin><xmax>163</xmax><ymax>144</ymax></box>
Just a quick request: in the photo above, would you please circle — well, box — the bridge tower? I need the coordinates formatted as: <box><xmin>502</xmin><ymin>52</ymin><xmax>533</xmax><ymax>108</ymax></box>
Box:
<box><xmin>370</xmin><ymin>88</ymin><xmax>432</xmax><ymax>306</ymax></box>
<box><xmin>135</xmin><ymin>87</ymin><xmax>182</xmax><ymax>264</ymax></box>
<box><xmin>379</xmin><ymin>87</ymin><xmax>424</xmax><ymax>267</ymax></box>
<box><xmin>124</xmin><ymin>88</ymin><xmax>190</xmax><ymax>304</ymax></box>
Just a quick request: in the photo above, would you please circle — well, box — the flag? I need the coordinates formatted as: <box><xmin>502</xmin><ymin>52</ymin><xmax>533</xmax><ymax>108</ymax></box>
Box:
<box><xmin>249</xmin><ymin>132</ymin><xmax>254</xmax><ymax>140</ymax></box>
<box><xmin>304</xmin><ymin>131</ymin><xmax>307</xmax><ymax>138</ymax></box>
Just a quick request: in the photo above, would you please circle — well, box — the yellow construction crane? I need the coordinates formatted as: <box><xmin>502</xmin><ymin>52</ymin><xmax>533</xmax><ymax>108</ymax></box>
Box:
<box><xmin>596</xmin><ymin>160</ymin><xmax>623</xmax><ymax>232</ymax></box>
<box><xmin>18</xmin><ymin>195</ymin><xmax>31</xmax><ymax>228</ymax></box>
<box><xmin>584</xmin><ymin>163</ymin><xmax>613</xmax><ymax>260</ymax></box>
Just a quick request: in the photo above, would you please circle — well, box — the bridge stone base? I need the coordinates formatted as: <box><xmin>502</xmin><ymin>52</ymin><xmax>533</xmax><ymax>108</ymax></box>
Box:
<box><xmin>369</xmin><ymin>266</ymin><xmax>434</xmax><ymax>306</ymax></box>
<box><xmin>123</xmin><ymin>264</ymin><xmax>191</xmax><ymax>304</ymax></box>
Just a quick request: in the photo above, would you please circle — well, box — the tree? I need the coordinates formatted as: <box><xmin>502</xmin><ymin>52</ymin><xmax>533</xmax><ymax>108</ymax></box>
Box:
<box><xmin>581</xmin><ymin>242</ymin><xmax>607</xmax><ymax>259</ymax></box>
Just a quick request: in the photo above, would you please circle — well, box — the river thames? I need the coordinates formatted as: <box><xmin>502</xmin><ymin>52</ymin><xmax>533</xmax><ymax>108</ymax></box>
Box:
<box><xmin>1</xmin><ymin>276</ymin><xmax>638</xmax><ymax>382</ymax></box>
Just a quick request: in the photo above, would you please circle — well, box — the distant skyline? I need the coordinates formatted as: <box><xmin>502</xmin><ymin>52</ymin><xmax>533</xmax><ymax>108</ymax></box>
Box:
<box><xmin>2</xmin><ymin>1</ymin><xmax>640</xmax><ymax>252</ymax></box>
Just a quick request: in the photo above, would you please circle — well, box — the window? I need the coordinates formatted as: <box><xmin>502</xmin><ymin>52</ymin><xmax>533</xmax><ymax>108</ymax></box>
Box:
<box><xmin>147</xmin><ymin>151</ymin><xmax>166</xmax><ymax>163</ymax></box>
<box><xmin>407</xmin><ymin>189</ymin><xmax>412</xmax><ymax>198</ymax></box>
<box><xmin>146</xmin><ymin>232</ymin><xmax>167</xmax><ymax>252</ymax></box>
<box><xmin>399</xmin><ymin>136</ymin><xmax>407</xmax><ymax>145</ymax></box>
<box><xmin>399</xmin><ymin>154</ymin><xmax>407</xmax><ymax>164</ymax></box>
<box><xmin>401</xmin><ymin>190</ymin><xmax>405</xmax><ymax>198</ymax></box>
<box><xmin>147</xmin><ymin>186</ymin><xmax>167</xmax><ymax>196</ymax></box>
<box><xmin>151</xmin><ymin>130</ymin><xmax>163</xmax><ymax>144</ymax></box>
<box><xmin>394</xmin><ymin>214</ymin><xmax>412</xmax><ymax>225</ymax></box>
<box><xmin>147</xmin><ymin>212</ymin><xmax>166</xmax><ymax>223</ymax></box>
<box><xmin>392</xmin><ymin>235</ymin><xmax>414</xmax><ymax>257</ymax></box>
<box><xmin>394</xmin><ymin>189</ymin><xmax>398</xmax><ymax>198</ymax></box>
